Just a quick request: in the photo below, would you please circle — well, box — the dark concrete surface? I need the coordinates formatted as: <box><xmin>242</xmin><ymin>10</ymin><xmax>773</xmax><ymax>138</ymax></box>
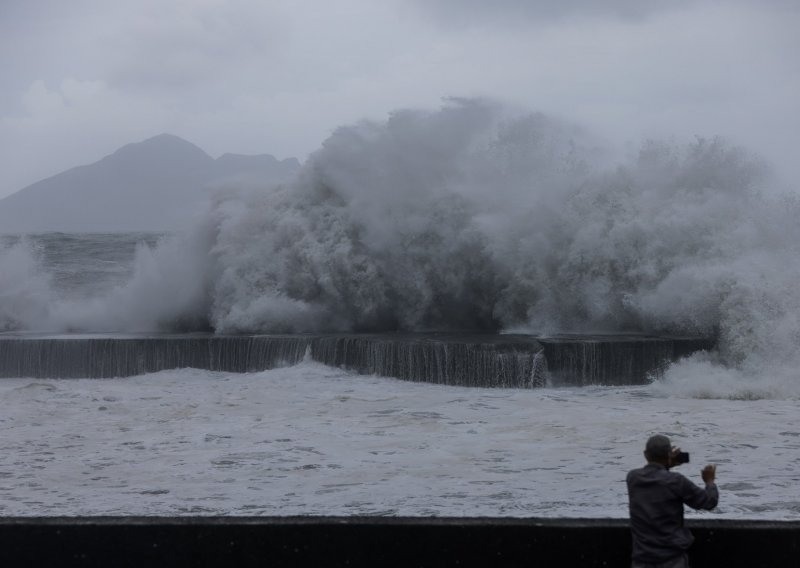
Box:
<box><xmin>0</xmin><ymin>333</ymin><xmax>714</xmax><ymax>386</ymax></box>
<box><xmin>0</xmin><ymin>517</ymin><xmax>796</xmax><ymax>567</ymax></box>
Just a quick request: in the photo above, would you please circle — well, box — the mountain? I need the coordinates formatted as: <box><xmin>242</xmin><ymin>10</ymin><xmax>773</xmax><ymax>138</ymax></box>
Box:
<box><xmin>0</xmin><ymin>134</ymin><xmax>300</xmax><ymax>233</ymax></box>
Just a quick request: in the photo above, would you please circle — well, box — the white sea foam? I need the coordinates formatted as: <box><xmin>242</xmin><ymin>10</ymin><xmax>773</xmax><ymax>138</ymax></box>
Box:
<box><xmin>1</xmin><ymin>363</ymin><xmax>797</xmax><ymax>518</ymax></box>
<box><xmin>49</xmin><ymin>229</ymin><xmax>214</xmax><ymax>332</ymax></box>
<box><xmin>0</xmin><ymin>239</ymin><xmax>53</xmax><ymax>331</ymax></box>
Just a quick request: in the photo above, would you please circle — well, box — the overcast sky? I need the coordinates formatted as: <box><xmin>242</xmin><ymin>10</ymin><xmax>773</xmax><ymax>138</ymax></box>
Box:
<box><xmin>1</xmin><ymin>0</ymin><xmax>798</xmax><ymax>198</ymax></box>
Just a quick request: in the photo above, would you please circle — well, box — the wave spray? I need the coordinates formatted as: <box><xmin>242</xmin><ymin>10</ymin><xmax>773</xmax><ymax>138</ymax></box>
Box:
<box><xmin>2</xmin><ymin>99</ymin><xmax>798</xmax><ymax>397</ymax></box>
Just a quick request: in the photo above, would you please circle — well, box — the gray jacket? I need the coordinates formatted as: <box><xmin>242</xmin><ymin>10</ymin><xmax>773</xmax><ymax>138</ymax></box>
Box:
<box><xmin>627</xmin><ymin>463</ymin><xmax>718</xmax><ymax>563</ymax></box>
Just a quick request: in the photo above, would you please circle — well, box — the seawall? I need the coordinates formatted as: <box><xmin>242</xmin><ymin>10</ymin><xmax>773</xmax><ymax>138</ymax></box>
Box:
<box><xmin>0</xmin><ymin>517</ymin><xmax>795</xmax><ymax>567</ymax></box>
<box><xmin>0</xmin><ymin>333</ymin><xmax>715</xmax><ymax>387</ymax></box>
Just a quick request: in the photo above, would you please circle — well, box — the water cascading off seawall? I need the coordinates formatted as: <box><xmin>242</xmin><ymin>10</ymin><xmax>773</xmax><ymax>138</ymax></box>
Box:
<box><xmin>537</xmin><ymin>335</ymin><xmax>717</xmax><ymax>386</ymax></box>
<box><xmin>0</xmin><ymin>334</ymin><xmax>714</xmax><ymax>387</ymax></box>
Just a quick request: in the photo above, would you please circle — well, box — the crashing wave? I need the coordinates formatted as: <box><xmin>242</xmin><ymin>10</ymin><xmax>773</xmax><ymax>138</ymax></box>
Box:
<box><xmin>2</xmin><ymin>98</ymin><xmax>798</xmax><ymax>396</ymax></box>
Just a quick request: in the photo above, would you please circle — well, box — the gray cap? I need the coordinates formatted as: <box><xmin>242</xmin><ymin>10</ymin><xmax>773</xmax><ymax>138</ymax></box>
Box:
<box><xmin>645</xmin><ymin>434</ymin><xmax>671</xmax><ymax>459</ymax></box>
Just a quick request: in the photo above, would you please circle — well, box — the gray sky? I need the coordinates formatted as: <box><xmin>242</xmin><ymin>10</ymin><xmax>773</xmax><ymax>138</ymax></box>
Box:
<box><xmin>1</xmin><ymin>0</ymin><xmax>798</xmax><ymax>199</ymax></box>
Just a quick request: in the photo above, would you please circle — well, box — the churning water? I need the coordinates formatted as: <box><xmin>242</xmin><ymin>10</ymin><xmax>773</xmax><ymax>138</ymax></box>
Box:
<box><xmin>1</xmin><ymin>365</ymin><xmax>799</xmax><ymax>518</ymax></box>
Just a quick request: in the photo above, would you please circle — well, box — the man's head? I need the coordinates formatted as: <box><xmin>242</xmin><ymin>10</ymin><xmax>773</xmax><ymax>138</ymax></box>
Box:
<box><xmin>645</xmin><ymin>434</ymin><xmax>671</xmax><ymax>465</ymax></box>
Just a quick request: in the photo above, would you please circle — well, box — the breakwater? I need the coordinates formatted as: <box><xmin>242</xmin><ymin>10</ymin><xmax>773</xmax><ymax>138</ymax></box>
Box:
<box><xmin>0</xmin><ymin>333</ymin><xmax>714</xmax><ymax>387</ymax></box>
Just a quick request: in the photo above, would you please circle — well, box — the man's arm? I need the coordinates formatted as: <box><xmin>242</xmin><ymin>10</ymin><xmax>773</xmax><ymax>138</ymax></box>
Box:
<box><xmin>680</xmin><ymin>465</ymin><xmax>718</xmax><ymax>510</ymax></box>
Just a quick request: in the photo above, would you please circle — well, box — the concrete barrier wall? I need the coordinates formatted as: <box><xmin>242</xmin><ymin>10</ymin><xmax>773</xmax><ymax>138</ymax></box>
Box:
<box><xmin>0</xmin><ymin>334</ymin><xmax>715</xmax><ymax>386</ymax></box>
<box><xmin>0</xmin><ymin>517</ymin><xmax>797</xmax><ymax>567</ymax></box>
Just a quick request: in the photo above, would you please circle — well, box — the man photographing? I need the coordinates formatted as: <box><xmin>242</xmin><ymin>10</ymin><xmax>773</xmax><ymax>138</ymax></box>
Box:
<box><xmin>627</xmin><ymin>434</ymin><xmax>718</xmax><ymax>568</ymax></box>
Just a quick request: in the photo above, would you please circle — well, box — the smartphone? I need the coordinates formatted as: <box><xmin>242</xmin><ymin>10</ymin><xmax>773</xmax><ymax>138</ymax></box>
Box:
<box><xmin>673</xmin><ymin>452</ymin><xmax>690</xmax><ymax>465</ymax></box>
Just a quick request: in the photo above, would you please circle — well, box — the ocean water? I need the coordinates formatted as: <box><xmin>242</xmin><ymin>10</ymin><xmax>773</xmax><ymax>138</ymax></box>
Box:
<box><xmin>1</xmin><ymin>101</ymin><xmax>799</xmax><ymax>517</ymax></box>
<box><xmin>0</xmin><ymin>232</ymin><xmax>162</xmax><ymax>301</ymax></box>
<box><xmin>2</xmin><ymin>364</ymin><xmax>799</xmax><ymax>519</ymax></box>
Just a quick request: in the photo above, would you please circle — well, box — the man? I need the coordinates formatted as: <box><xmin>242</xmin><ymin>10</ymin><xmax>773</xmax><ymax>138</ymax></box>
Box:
<box><xmin>626</xmin><ymin>434</ymin><xmax>718</xmax><ymax>568</ymax></box>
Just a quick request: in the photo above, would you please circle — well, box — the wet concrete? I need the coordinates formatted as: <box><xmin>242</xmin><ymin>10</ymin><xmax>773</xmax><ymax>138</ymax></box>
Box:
<box><xmin>0</xmin><ymin>516</ymin><xmax>796</xmax><ymax>567</ymax></box>
<box><xmin>0</xmin><ymin>332</ymin><xmax>714</xmax><ymax>386</ymax></box>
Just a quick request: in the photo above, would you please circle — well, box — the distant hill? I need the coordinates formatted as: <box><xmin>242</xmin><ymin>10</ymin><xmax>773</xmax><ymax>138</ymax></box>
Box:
<box><xmin>0</xmin><ymin>134</ymin><xmax>300</xmax><ymax>233</ymax></box>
